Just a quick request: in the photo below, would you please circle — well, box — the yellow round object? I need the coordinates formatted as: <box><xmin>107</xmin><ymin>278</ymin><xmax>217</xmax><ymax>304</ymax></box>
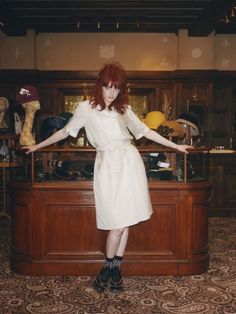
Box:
<box><xmin>160</xmin><ymin>120</ymin><xmax>185</xmax><ymax>137</ymax></box>
<box><xmin>145</xmin><ymin>111</ymin><xmax>165</xmax><ymax>129</ymax></box>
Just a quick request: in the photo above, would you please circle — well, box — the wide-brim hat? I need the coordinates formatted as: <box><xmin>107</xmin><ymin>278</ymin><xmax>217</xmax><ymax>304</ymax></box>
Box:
<box><xmin>159</xmin><ymin>120</ymin><xmax>185</xmax><ymax>137</ymax></box>
<box><xmin>16</xmin><ymin>85</ymin><xmax>40</xmax><ymax>105</ymax></box>
<box><xmin>145</xmin><ymin>111</ymin><xmax>165</xmax><ymax>129</ymax></box>
<box><xmin>176</xmin><ymin>111</ymin><xmax>200</xmax><ymax>136</ymax></box>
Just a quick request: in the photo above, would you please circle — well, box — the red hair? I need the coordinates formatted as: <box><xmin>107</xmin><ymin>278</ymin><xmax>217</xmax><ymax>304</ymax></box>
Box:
<box><xmin>90</xmin><ymin>63</ymin><xmax>128</xmax><ymax>114</ymax></box>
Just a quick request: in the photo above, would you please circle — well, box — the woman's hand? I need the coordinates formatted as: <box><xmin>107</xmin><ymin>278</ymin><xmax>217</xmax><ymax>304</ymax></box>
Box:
<box><xmin>175</xmin><ymin>144</ymin><xmax>194</xmax><ymax>154</ymax></box>
<box><xmin>144</xmin><ymin>130</ymin><xmax>194</xmax><ymax>153</ymax></box>
<box><xmin>21</xmin><ymin>145</ymin><xmax>38</xmax><ymax>154</ymax></box>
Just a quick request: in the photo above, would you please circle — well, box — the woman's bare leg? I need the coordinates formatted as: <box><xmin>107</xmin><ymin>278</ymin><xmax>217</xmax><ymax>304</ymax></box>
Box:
<box><xmin>106</xmin><ymin>227</ymin><xmax>129</xmax><ymax>258</ymax></box>
<box><xmin>115</xmin><ymin>227</ymin><xmax>129</xmax><ymax>257</ymax></box>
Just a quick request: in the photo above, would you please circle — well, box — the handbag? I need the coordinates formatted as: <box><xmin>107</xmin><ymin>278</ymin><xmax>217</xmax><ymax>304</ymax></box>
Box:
<box><xmin>14</xmin><ymin>113</ymin><xmax>22</xmax><ymax>135</ymax></box>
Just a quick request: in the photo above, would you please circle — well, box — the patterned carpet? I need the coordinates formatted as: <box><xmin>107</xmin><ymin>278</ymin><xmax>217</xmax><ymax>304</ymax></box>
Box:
<box><xmin>0</xmin><ymin>217</ymin><xmax>235</xmax><ymax>314</ymax></box>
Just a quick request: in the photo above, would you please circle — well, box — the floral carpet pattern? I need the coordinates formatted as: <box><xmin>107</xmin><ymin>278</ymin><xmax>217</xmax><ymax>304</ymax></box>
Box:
<box><xmin>0</xmin><ymin>217</ymin><xmax>235</xmax><ymax>314</ymax></box>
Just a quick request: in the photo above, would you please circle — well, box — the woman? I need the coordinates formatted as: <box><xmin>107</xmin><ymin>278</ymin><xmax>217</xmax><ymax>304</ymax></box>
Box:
<box><xmin>23</xmin><ymin>63</ymin><xmax>192</xmax><ymax>293</ymax></box>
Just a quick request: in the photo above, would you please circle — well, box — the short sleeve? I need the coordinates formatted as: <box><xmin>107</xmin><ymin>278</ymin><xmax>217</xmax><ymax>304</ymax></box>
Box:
<box><xmin>125</xmin><ymin>106</ymin><xmax>150</xmax><ymax>139</ymax></box>
<box><xmin>63</xmin><ymin>101</ymin><xmax>89</xmax><ymax>138</ymax></box>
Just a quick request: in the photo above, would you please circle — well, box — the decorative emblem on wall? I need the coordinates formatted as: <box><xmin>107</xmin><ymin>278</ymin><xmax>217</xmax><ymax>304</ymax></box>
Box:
<box><xmin>162</xmin><ymin>37</ymin><xmax>169</xmax><ymax>44</ymax></box>
<box><xmin>191</xmin><ymin>48</ymin><xmax>202</xmax><ymax>58</ymax></box>
<box><xmin>222</xmin><ymin>39</ymin><xmax>231</xmax><ymax>47</ymax></box>
<box><xmin>221</xmin><ymin>59</ymin><xmax>230</xmax><ymax>67</ymax></box>
<box><xmin>100</xmin><ymin>44</ymin><xmax>115</xmax><ymax>59</ymax></box>
<box><xmin>160</xmin><ymin>58</ymin><xmax>169</xmax><ymax>68</ymax></box>
<box><xmin>14</xmin><ymin>47</ymin><xmax>21</xmax><ymax>59</ymax></box>
<box><xmin>44</xmin><ymin>38</ymin><xmax>53</xmax><ymax>47</ymax></box>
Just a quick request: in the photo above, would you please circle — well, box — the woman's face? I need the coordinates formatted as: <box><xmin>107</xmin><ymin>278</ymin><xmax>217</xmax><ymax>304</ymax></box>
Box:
<box><xmin>102</xmin><ymin>82</ymin><xmax>120</xmax><ymax>106</ymax></box>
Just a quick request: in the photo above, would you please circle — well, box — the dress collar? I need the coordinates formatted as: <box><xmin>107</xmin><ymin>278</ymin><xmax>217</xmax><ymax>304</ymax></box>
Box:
<box><xmin>95</xmin><ymin>105</ymin><xmax>120</xmax><ymax>117</ymax></box>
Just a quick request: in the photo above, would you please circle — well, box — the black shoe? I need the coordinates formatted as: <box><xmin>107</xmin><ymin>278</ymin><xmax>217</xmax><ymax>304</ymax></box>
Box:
<box><xmin>93</xmin><ymin>267</ymin><xmax>112</xmax><ymax>292</ymax></box>
<box><xmin>110</xmin><ymin>267</ymin><xmax>123</xmax><ymax>292</ymax></box>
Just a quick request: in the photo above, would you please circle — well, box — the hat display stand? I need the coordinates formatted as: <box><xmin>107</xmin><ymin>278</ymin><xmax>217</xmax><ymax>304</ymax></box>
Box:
<box><xmin>176</xmin><ymin>111</ymin><xmax>200</xmax><ymax>146</ymax></box>
<box><xmin>182</xmin><ymin>124</ymin><xmax>193</xmax><ymax>145</ymax></box>
<box><xmin>20</xmin><ymin>101</ymin><xmax>40</xmax><ymax>146</ymax></box>
<box><xmin>15</xmin><ymin>85</ymin><xmax>41</xmax><ymax>146</ymax></box>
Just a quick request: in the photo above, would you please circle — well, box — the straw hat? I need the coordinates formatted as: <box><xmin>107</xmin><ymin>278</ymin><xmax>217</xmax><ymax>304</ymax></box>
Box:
<box><xmin>159</xmin><ymin>120</ymin><xmax>185</xmax><ymax>137</ymax></box>
<box><xmin>145</xmin><ymin>111</ymin><xmax>165</xmax><ymax>129</ymax></box>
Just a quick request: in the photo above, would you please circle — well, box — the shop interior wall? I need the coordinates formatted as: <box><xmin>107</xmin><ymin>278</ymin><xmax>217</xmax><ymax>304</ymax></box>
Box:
<box><xmin>1</xmin><ymin>29</ymin><xmax>236</xmax><ymax>71</ymax></box>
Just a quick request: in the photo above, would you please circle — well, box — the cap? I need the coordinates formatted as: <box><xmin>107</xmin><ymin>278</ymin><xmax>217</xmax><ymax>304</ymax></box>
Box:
<box><xmin>16</xmin><ymin>85</ymin><xmax>40</xmax><ymax>105</ymax></box>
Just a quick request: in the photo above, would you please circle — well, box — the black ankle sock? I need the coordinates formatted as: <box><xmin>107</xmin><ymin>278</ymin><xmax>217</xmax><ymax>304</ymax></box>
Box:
<box><xmin>112</xmin><ymin>255</ymin><xmax>123</xmax><ymax>268</ymax></box>
<box><xmin>104</xmin><ymin>257</ymin><xmax>114</xmax><ymax>268</ymax></box>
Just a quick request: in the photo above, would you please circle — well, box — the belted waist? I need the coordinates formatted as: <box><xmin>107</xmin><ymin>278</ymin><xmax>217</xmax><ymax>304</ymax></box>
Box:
<box><xmin>95</xmin><ymin>141</ymin><xmax>133</xmax><ymax>173</ymax></box>
<box><xmin>96</xmin><ymin>140</ymin><xmax>132</xmax><ymax>152</ymax></box>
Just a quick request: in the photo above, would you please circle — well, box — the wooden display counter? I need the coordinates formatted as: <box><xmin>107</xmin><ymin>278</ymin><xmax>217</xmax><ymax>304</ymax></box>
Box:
<box><xmin>10</xmin><ymin>179</ymin><xmax>211</xmax><ymax>276</ymax></box>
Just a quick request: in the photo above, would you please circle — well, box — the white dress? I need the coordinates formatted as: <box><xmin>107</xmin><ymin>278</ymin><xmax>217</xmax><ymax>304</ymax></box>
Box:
<box><xmin>64</xmin><ymin>100</ymin><xmax>153</xmax><ymax>230</ymax></box>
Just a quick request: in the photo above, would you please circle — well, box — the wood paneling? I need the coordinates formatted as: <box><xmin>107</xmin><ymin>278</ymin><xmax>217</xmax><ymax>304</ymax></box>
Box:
<box><xmin>211</xmin><ymin>84</ymin><xmax>232</xmax><ymax>148</ymax></box>
<box><xmin>10</xmin><ymin>181</ymin><xmax>211</xmax><ymax>276</ymax></box>
<box><xmin>209</xmin><ymin>153</ymin><xmax>236</xmax><ymax>215</ymax></box>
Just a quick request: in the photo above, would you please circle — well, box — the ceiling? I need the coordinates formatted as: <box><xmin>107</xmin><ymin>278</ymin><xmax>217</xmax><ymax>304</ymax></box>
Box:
<box><xmin>1</xmin><ymin>0</ymin><xmax>236</xmax><ymax>37</ymax></box>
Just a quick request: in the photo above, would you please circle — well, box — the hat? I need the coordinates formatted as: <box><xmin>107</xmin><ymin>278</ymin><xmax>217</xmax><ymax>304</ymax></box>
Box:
<box><xmin>16</xmin><ymin>85</ymin><xmax>40</xmax><ymax>105</ymax></box>
<box><xmin>41</xmin><ymin>115</ymin><xmax>71</xmax><ymax>142</ymax></box>
<box><xmin>176</xmin><ymin>111</ymin><xmax>199</xmax><ymax>136</ymax></box>
<box><xmin>159</xmin><ymin>120</ymin><xmax>185</xmax><ymax>137</ymax></box>
<box><xmin>81</xmin><ymin>163</ymin><xmax>94</xmax><ymax>179</ymax></box>
<box><xmin>176</xmin><ymin>111</ymin><xmax>199</xmax><ymax>127</ymax></box>
<box><xmin>145</xmin><ymin>111</ymin><xmax>165</xmax><ymax>129</ymax></box>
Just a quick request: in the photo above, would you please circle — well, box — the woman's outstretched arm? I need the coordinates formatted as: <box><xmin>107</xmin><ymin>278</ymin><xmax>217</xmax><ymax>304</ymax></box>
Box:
<box><xmin>144</xmin><ymin>129</ymin><xmax>193</xmax><ymax>153</ymax></box>
<box><xmin>22</xmin><ymin>128</ymin><xmax>70</xmax><ymax>154</ymax></box>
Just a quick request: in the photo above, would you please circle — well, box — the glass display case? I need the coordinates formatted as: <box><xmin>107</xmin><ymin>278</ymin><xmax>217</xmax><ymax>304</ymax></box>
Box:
<box><xmin>10</xmin><ymin>145</ymin><xmax>209</xmax><ymax>184</ymax></box>
<box><xmin>0</xmin><ymin>135</ymin><xmax>19</xmax><ymax>218</ymax></box>
<box><xmin>141</xmin><ymin>146</ymin><xmax>209</xmax><ymax>183</ymax></box>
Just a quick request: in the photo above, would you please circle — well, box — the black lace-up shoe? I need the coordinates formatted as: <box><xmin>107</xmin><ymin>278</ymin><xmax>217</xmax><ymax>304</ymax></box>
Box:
<box><xmin>93</xmin><ymin>267</ymin><xmax>112</xmax><ymax>292</ymax></box>
<box><xmin>110</xmin><ymin>267</ymin><xmax>124</xmax><ymax>292</ymax></box>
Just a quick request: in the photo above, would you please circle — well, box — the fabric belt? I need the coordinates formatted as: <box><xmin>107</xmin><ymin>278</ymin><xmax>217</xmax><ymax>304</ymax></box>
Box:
<box><xmin>95</xmin><ymin>141</ymin><xmax>132</xmax><ymax>173</ymax></box>
<box><xmin>96</xmin><ymin>140</ymin><xmax>132</xmax><ymax>152</ymax></box>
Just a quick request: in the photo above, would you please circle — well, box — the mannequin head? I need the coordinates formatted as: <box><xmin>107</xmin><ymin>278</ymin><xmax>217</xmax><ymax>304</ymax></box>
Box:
<box><xmin>22</xmin><ymin>100</ymin><xmax>41</xmax><ymax>112</ymax></box>
<box><xmin>0</xmin><ymin>97</ymin><xmax>9</xmax><ymax>113</ymax></box>
<box><xmin>0</xmin><ymin>97</ymin><xmax>9</xmax><ymax>128</ymax></box>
